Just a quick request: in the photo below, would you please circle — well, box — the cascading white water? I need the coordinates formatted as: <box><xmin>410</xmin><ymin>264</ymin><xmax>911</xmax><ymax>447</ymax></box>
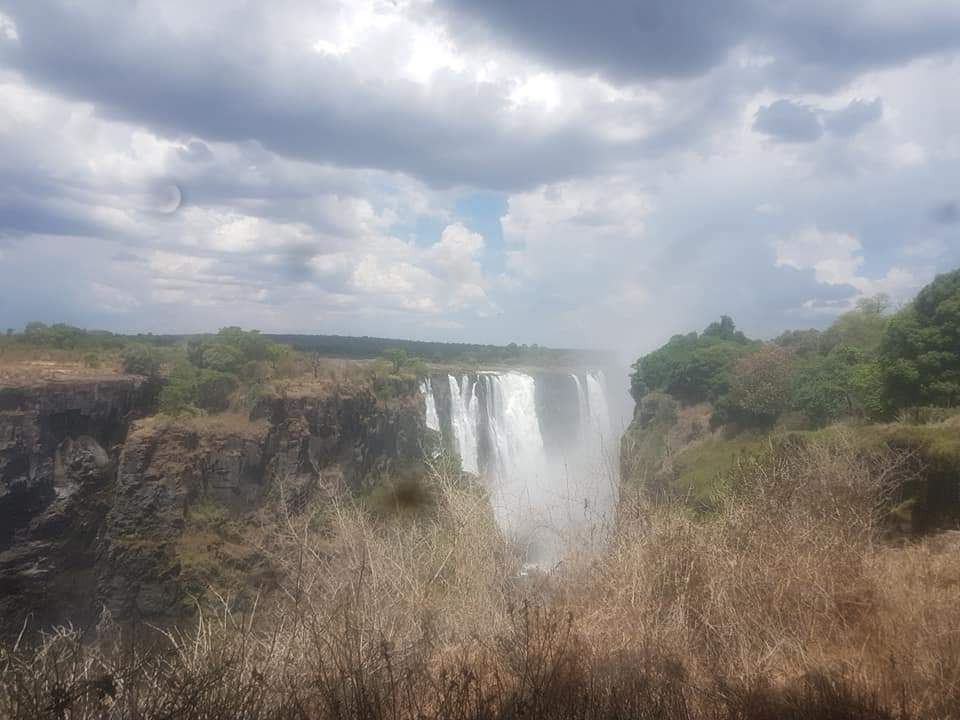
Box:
<box><xmin>570</xmin><ymin>373</ymin><xmax>590</xmax><ymax>437</ymax></box>
<box><xmin>484</xmin><ymin>372</ymin><xmax>549</xmax><ymax>493</ymax></box>
<box><xmin>448</xmin><ymin>374</ymin><xmax>480</xmax><ymax>475</ymax></box>
<box><xmin>430</xmin><ymin>368</ymin><xmax>622</xmax><ymax>568</ymax></box>
<box><xmin>585</xmin><ymin>371</ymin><xmax>613</xmax><ymax>457</ymax></box>
<box><xmin>580</xmin><ymin>371</ymin><xmax>618</xmax><ymax>525</ymax></box>
<box><xmin>483</xmin><ymin>372</ymin><xmax>554</xmax><ymax>563</ymax></box>
<box><xmin>419</xmin><ymin>378</ymin><xmax>441</xmax><ymax>432</ymax></box>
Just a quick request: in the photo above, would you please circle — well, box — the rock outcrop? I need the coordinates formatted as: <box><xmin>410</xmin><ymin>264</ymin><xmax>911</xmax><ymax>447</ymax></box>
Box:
<box><xmin>256</xmin><ymin>392</ymin><xmax>424</xmax><ymax>494</ymax></box>
<box><xmin>0</xmin><ymin>377</ymin><xmax>151</xmax><ymax>634</ymax></box>
<box><xmin>0</xmin><ymin>378</ymin><xmax>426</xmax><ymax>635</ymax></box>
<box><xmin>99</xmin><ymin>418</ymin><xmax>269</xmax><ymax>620</ymax></box>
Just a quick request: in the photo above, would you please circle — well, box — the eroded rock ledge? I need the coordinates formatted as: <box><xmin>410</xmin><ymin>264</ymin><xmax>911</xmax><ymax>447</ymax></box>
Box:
<box><xmin>0</xmin><ymin>379</ymin><xmax>424</xmax><ymax>636</ymax></box>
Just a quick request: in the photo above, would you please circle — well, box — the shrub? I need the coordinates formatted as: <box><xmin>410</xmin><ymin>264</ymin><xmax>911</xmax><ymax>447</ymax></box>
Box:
<box><xmin>158</xmin><ymin>365</ymin><xmax>239</xmax><ymax>415</ymax></box>
<box><xmin>637</xmin><ymin>391</ymin><xmax>678</xmax><ymax>428</ymax></box>
<box><xmin>121</xmin><ymin>344</ymin><xmax>162</xmax><ymax>376</ymax></box>
<box><xmin>195</xmin><ymin>370</ymin><xmax>239</xmax><ymax>412</ymax></box>
<box><xmin>726</xmin><ymin>345</ymin><xmax>793</xmax><ymax>425</ymax></box>
<box><xmin>791</xmin><ymin>348</ymin><xmax>887</xmax><ymax>427</ymax></box>
<box><xmin>201</xmin><ymin>343</ymin><xmax>245</xmax><ymax>374</ymax></box>
<box><xmin>158</xmin><ymin>364</ymin><xmax>197</xmax><ymax>415</ymax></box>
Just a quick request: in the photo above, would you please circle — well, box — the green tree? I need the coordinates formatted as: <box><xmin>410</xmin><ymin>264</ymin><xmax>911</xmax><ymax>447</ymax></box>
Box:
<box><xmin>702</xmin><ymin>315</ymin><xmax>748</xmax><ymax>343</ymax></box>
<box><xmin>216</xmin><ymin>326</ymin><xmax>273</xmax><ymax>362</ymax></box>
<box><xmin>195</xmin><ymin>370</ymin><xmax>238</xmax><ymax>412</ymax></box>
<box><xmin>201</xmin><ymin>343</ymin><xmax>245</xmax><ymax>374</ymax></box>
<box><xmin>158</xmin><ymin>365</ymin><xmax>238</xmax><ymax>415</ymax></box>
<box><xmin>820</xmin><ymin>294</ymin><xmax>890</xmax><ymax>354</ymax></box>
<box><xmin>23</xmin><ymin>321</ymin><xmax>49</xmax><ymax>339</ymax></box>
<box><xmin>159</xmin><ymin>365</ymin><xmax>200</xmax><ymax>415</ymax></box>
<box><xmin>791</xmin><ymin>346</ymin><xmax>886</xmax><ymax>426</ymax></box>
<box><xmin>630</xmin><ymin>318</ymin><xmax>754</xmax><ymax>404</ymax></box>
<box><xmin>880</xmin><ymin>269</ymin><xmax>960</xmax><ymax>408</ymax></box>
<box><xmin>121</xmin><ymin>345</ymin><xmax>162</xmax><ymax>377</ymax></box>
<box><xmin>383</xmin><ymin>348</ymin><xmax>410</xmax><ymax>374</ymax></box>
<box><xmin>774</xmin><ymin>328</ymin><xmax>822</xmax><ymax>357</ymax></box>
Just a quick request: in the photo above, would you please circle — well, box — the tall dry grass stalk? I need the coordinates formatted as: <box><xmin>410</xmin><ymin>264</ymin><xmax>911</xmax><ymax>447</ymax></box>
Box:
<box><xmin>2</xmin><ymin>433</ymin><xmax>959</xmax><ymax>718</ymax></box>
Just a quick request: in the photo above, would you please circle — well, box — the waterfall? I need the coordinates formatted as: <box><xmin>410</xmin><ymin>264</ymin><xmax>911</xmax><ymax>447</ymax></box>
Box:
<box><xmin>436</xmin><ymin>368</ymin><xmax>620</xmax><ymax>568</ymax></box>
<box><xmin>585</xmin><ymin>371</ymin><xmax>613</xmax><ymax>454</ymax></box>
<box><xmin>419</xmin><ymin>377</ymin><xmax>440</xmax><ymax>432</ymax></box>
<box><xmin>448</xmin><ymin>374</ymin><xmax>480</xmax><ymax>475</ymax></box>
<box><xmin>484</xmin><ymin>372</ymin><xmax>548</xmax><ymax>492</ymax></box>
<box><xmin>570</xmin><ymin>373</ymin><xmax>590</xmax><ymax>439</ymax></box>
<box><xmin>482</xmin><ymin>372</ymin><xmax>552</xmax><ymax>563</ymax></box>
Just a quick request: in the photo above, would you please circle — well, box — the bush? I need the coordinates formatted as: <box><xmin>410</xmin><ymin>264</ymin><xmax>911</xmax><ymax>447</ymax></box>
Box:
<box><xmin>726</xmin><ymin>345</ymin><xmax>793</xmax><ymax>425</ymax></box>
<box><xmin>791</xmin><ymin>348</ymin><xmax>887</xmax><ymax>427</ymax></box>
<box><xmin>195</xmin><ymin>370</ymin><xmax>239</xmax><ymax>412</ymax></box>
<box><xmin>159</xmin><ymin>381</ymin><xmax>199</xmax><ymax>416</ymax></box>
<box><xmin>201</xmin><ymin>343</ymin><xmax>246</xmax><ymax>374</ymax></box>
<box><xmin>158</xmin><ymin>365</ymin><xmax>239</xmax><ymax>415</ymax></box>
<box><xmin>637</xmin><ymin>391</ymin><xmax>678</xmax><ymax>428</ymax></box>
<box><xmin>121</xmin><ymin>344</ymin><xmax>162</xmax><ymax>376</ymax></box>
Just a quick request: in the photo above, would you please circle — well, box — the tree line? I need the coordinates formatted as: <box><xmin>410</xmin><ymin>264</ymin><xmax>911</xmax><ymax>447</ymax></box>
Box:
<box><xmin>630</xmin><ymin>267</ymin><xmax>960</xmax><ymax>429</ymax></box>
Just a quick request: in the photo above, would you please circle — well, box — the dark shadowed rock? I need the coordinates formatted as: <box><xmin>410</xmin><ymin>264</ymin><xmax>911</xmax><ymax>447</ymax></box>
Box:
<box><xmin>0</xmin><ymin>376</ymin><xmax>151</xmax><ymax>636</ymax></box>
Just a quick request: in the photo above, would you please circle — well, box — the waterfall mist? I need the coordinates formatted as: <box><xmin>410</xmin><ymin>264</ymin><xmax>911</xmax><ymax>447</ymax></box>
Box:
<box><xmin>422</xmin><ymin>369</ymin><xmax>623</xmax><ymax>568</ymax></box>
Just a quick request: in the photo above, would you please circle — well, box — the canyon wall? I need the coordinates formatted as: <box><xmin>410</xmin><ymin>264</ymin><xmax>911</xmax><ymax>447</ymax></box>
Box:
<box><xmin>0</xmin><ymin>379</ymin><xmax>424</xmax><ymax>636</ymax></box>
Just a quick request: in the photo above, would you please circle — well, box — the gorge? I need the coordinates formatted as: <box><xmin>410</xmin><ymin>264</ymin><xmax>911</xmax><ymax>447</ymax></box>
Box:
<box><xmin>0</xmin><ymin>364</ymin><xmax>624</xmax><ymax>637</ymax></box>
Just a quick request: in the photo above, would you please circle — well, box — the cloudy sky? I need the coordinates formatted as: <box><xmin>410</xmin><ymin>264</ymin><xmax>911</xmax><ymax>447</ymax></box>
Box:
<box><xmin>0</xmin><ymin>1</ymin><xmax>958</xmax><ymax>357</ymax></box>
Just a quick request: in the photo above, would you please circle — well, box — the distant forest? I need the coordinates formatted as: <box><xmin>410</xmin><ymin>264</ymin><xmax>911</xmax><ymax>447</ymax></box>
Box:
<box><xmin>263</xmin><ymin>333</ymin><xmax>608</xmax><ymax>365</ymax></box>
<box><xmin>4</xmin><ymin>323</ymin><xmax>610</xmax><ymax>367</ymax></box>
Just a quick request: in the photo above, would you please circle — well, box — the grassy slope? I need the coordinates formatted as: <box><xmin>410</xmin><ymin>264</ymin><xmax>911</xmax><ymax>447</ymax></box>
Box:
<box><xmin>623</xmin><ymin>398</ymin><xmax>960</xmax><ymax>527</ymax></box>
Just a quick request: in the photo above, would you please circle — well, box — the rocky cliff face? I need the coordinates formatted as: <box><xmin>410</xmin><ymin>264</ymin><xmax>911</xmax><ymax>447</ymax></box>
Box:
<box><xmin>255</xmin><ymin>392</ymin><xmax>424</xmax><ymax>495</ymax></box>
<box><xmin>0</xmin><ymin>377</ymin><xmax>151</xmax><ymax>633</ymax></box>
<box><xmin>0</xmin><ymin>380</ymin><xmax>425</xmax><ymax>636</ymax></box>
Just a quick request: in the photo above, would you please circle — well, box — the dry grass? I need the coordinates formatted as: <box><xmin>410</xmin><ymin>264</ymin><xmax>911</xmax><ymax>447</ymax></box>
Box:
<box><xmin>0</xmin><ymin>356</ymin><xmax>126</xmax><ymax>386</ymax></box>
<box><xmin>271</xmin><ymin>357</ymin><xmax>377</xmax><ymax>399</ymax></box>
<box><xmin>133</xmin><ymin>412</ymin><xmax>269</xmax><ymax>439</ymax></box>
<box><xmin>2</xmin><ymin>434</ymin><xmax>960</xmax><ymax>718</ymax></box>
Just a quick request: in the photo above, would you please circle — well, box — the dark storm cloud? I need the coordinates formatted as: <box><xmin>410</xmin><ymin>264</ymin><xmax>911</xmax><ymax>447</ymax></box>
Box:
<box><xmin>753</xmin><ymin>100</ymin><xmax>823</xmax><ymax>143</ymax></box>
<box><xmin>824</xmin><ymin>98</ymin><xmax>883</xmax><ymax>137</ymax></box>
<box><xmin>437</xmin><ymin>0</ymin><xmax>750</xmax><ymax>82</ymax></box>
<box><xmin>0</xmin><ymin>1</ymin><xmax>619</xmax><ymax>191</ymax></box>
<box><xmin>0</xmin><ymin>0</ymin><xmax>956</xmax><ymax>347</ymax></box>
<box><xmin>436</xmin><ymin>1</ymin><xmax>960</xmax><ymax>90</ymax></box>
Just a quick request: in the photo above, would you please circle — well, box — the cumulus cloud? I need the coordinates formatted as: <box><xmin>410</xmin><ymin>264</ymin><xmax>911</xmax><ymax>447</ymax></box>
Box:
<box><xmin>772</xmin><ymin>227</ymin><xmax>865</xmax><ymax>286</ymax></box>
<box><xmin>772</xmin><ymin>226</ymin><xmax>930</xmax><ymax>306</ymax></box>
<box><xmin>0</xmin><ymin>0</ymin><xmax>958</xmax><ymax>351</ymax></box>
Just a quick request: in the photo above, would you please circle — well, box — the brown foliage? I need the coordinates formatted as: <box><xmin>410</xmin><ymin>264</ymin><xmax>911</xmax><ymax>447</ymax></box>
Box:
<box><xmin>728</xmin><ymin>345</ymin><xmax>794</xmax><ymax>422</ymax></box>
<box><xmin>2</xmin><ymin>436</ymin><xmax>959</xmax><ymax>718</ymax></box>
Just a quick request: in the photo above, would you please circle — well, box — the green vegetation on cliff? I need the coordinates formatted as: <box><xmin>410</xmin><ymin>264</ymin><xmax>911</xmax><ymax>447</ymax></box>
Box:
<box><xmin>630</xmin><ymin>268</ymin><xmax>960</xmax><ymax>432</ymax></box>
<box><xmin>629</xmin><ymin>315</ymin><xmax>754</xmax><ymax>405</ymax></box>
<box><xmin>624</xmin><ymin>268</ymin><xmax>960</xmax><ymax>530</ymax></box>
